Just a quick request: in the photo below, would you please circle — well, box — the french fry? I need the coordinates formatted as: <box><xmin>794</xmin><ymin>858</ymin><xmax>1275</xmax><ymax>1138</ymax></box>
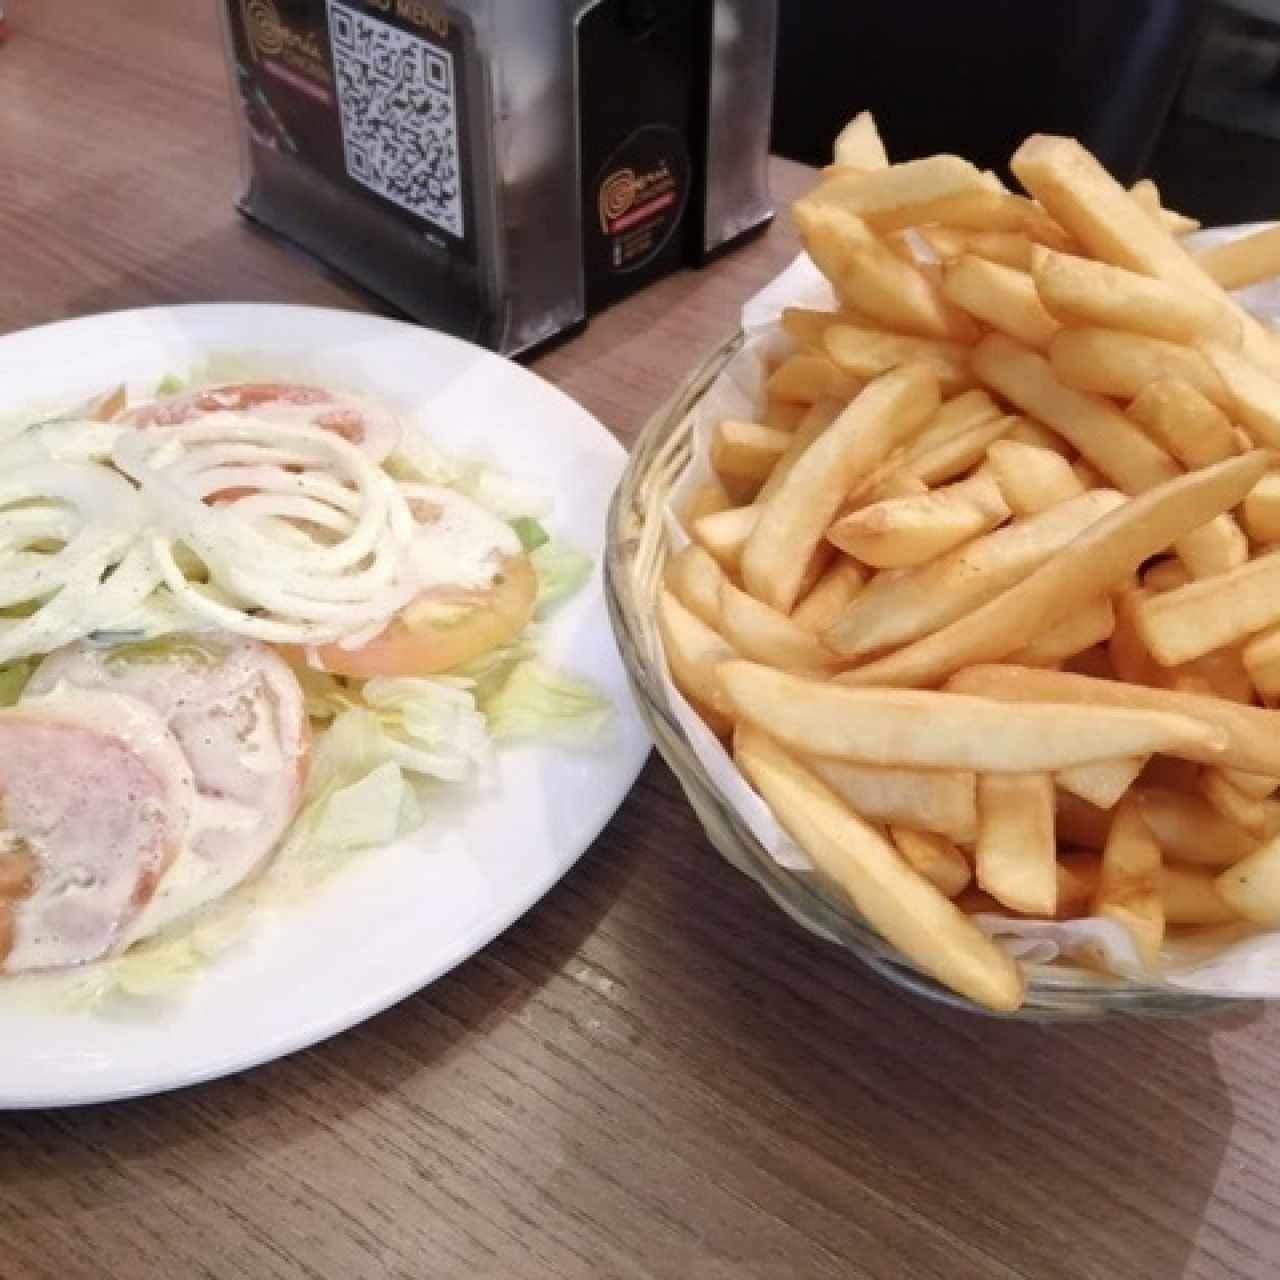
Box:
<box><xmin>1049</xmin><ymin>328</ymin><xmax>1230</xmax><ymax>408</ymax></box>
<box><xmin>1200</xmin><ymin>767</ymin><xmax>1276</xmax><ymax>837</ymax></box>
<box><xmin>973</xmin><ymin>334</ymin><xmax>1179</xmax><ymax>493</ymax></box>
<box><xmin>756</xmin><ymin>398</ymin><xmax>843</xmax><ymax>504</ymax></box>
<box><xmin>824</xmin><ymin>489</ymin><xmax>1127</xmax><ymax>659</ymax></box>
<box><xmin>733</xmin><ymin>726</ymin><xmax>1025</xmax><ymax>1011</ymax></box>
<box><xmin>1057</xmin><ymin>789</ymin><xmax>1111</xmax><ymax>850</ymax></box>
<box><xmin>906</xmin><ymin>389</ymin><xmax>1004</xmax><ymax>456</ymax></box>
<box><xmin>683</xmin><ymin>480</ymin><xmax>732</xmax><ymax>531</ymax></box>
<box><xmin>693</xmin><ymin>505</ymin><xmax>760</xmax><ymax>572</ymax></box>
<box><xmin>1134</xmin><ymin>787</ymin><xmax>1256</xmax><ymax>867</ymax></box>
<box><xmin>667</xmin><ymin>543</ymin><xmax>727</xmax><ymax>631</ymax></box>
<box><xmin>826</xmin><ymin>469</ymin><xmax>1010</xmax><ymax>568</ymax></box>
<box><xmin>780</xmin><ymin>307</ymin><xmax>844</xmax><ymax>350</ymax></box>
<box><xmin>1196</xmin><ymin>223</ymin><xmax>1280</xmax><ymax>291</ymax></box>
<box><xmin>920</xmin><ymin>227</ymin><xmax>1036</xmax><ymax>271</ymax></box>
<box><xmin>1011</xmin><ymin>134</ymin><xmax>1280</xmax><ymax>378</ymax></box>
<box><xmin>953</xmin><ymin>887</ymin><xmax>1013</xmax><ymax>917</ymax></box>
<box><xmin>742</xmin><ymin>363</ymin><xmax>940</xmax><ymax>613</ymax></box>
<box><xmin>766</xmin><ymin>352</ymin><xmax>862</xmax><ymax>403</ymax></box>
<box><xmin>940</xmin><ymin>193</ymin><xmax>1074</xmax><ymax>247</ymax></box>
<box><xmin>1242</xmin><ymin>473</ymin><xmax>1280</xmax><ymax>545</ymax></box>
<box><xmin>794</xmin><ymin>203</ymin><xmax>977</xmax><ymax>341</ymax></box>
<box><xmin>1005</xmin><ymin>418</ymin><xmax>1074</xmax><ymax>457</ymax></box>
<box><xmin>1109</xmin><ymin>588</ymin><xmax>1161</xmax><ymax>686</ymax></box>
<box><xmin>656</xmin><ymin>589</ymin><xmax>736</xmax><ymax>719</ymax></box>
<box><xmin>1093</xmin><ymin>794</ymin><xmax>1164</xmax><ymax>966</ymax></box>
<box><xmin>1031</xmin><ymin>247</ymin><xmax>1240</xmax><ymax>346</ymax></box>
<box><xmin>1180</xmin><ymin>644</ymin><xmax>1255</xmax><ymax>705</ymax></box>
<box><xmin>1135</xmin><ymin>552</ymin><xmax>1280</xmax><ymax>666</ymax></box>
<box><xmin>1130</xmin><ymin>178</ymin><xmax>1200</xmax><ymax>237</ymax></box>
<box><xmin>874</xmin><ymin>470</ymin><xmax>930</xmax><ymax>501</ymax></box>
<box><xmin>1073</xmin><ymin>459</ymin><xmax>1105</xmax><ymax>489</ymax></box>
<box><xmin>823</xmin><ymin>323</ymin><xmax>974</xmax><ymax>395</ymax></box>
<box><xmin>890</xmin><ymin>827</ymin><xmax>972</xmax><ymax>899</ymax></box>
<box><xmin>1057</xmin><ymin>755</ymin><xmax>1146</xmax><ymax>810</ymax></box>
<box><xmin>900</xmin><ymin>417</ymin><xmax>1018</xmax><ymax>486</ymax></box>
<box><xmin>986</xmin><ymin>439</ymin><xmax>1084</xmax><ymax>516</ymax></box>
<box><xmin>833</xmin><ymin>110</ymin><xmax>889</xmax><ymax>171</ymax></box>
<box><xmin>837</xmin><ymin>453</ymin><xmax>1268</xmax><ymax>689</ymax></box>
<box><xmin>721</xmin><ymin>662</ymin><xmax>1226</xmax><ymax>771</ymax></box>
<box><xmin>976</xmin><ymin>773</ymin><xmax>1057</xmax><ymax>915</ymax></box>
<box><xmin>1218</xmin><ymin>767</ymin><xmax>1280</xmax><ymax>800</ymax></box>
<box><xmin>1057</xmin><ymin>853</ymin><xmax>1104</xmax><ymax>919</ymax></box>
<box><xmin>807</xmin><ymin>758</ymin><xmax>978</xmax><ymax>842</ymax></box>
<box><xmin>762</xmin><ymin>397</ymin><xmax>809</xmax><ymax>433</ymax></box>
<box><xmin>1008</xmin><ymin>595</ymin><xmax>1115</xmax><ymax>666</ymax></box>
<box><xmin>1216</xmin><ymin>831</ymin><xmax>1280</xmax><ymax>923</ymax></box>
<box><xmin>790</xmin><ymin>559</ymin><xmax>867</xmax><ymax>633</ymax></box>
<box><xmin>1200</xmin><ymin>342</ymin><xmax>1280</xmax><ymax>451</ymax></box>
<box><xmin>941</xmin><ymin>255</ymin><xmax>1059</xmax><ymax>349</ymax></box>
<box><xmin>947</xmin><ymin>664</ymin><xmax>1280</xmax><ymax>775</ymax></box>
<box><xmin>805</xmin><ymin>154</ymin><xmax>991</xmax><ymax>233</ymax></box>
<box><xmin>1128</xmin><ymin>378</ymin><xmax>1237</xmax><ymax>471</ymax></box>
<box><xmin>711</xmin><ymin>420</ymin><xmax>791</xmax><ymax>483</ymax></box>
<box><xmin>1173</xmin><ymin>512</ymin><xmax>1250</xmax><ymax>581</ymax></box>
<box><xmin>1243</xmin><ymin>623</ymin><xmax>1280</xmax><ymax>702</ymax></box>
<box><xmin>1063</xmin><ymin>644</ymin><xmax>1116</xmax><ymax>680</ymax></box>
<box><xmin>1143</xmin><ymin>558</ymin><xmax>1191</xmax><ymax>593</ymax></box>
<box><xmin>1162</xmin><ymin>864</ymin><xmax>1239</xmax><ymax>925</ymax></box>
<box><xmin>718</xmin><ymin>581</ymin><xmax>837</xmax><ymax>673</ymax></box>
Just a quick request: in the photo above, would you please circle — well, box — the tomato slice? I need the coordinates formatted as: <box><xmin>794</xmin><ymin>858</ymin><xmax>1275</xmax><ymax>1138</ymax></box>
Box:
<box><xmin>302</xmin><ymin>554</ymin><xmax>538</xmax><ymax>679</ymax></box>
<box><xmin>119</xmin><ymin>382</ymin><xmax>403</xmax><ymax>462</ymax></box>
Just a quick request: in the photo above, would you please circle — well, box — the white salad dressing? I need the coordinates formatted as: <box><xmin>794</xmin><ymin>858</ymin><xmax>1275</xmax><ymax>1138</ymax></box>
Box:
<box><xmin>399</xmin><ymin>482</ymin><xmax>521</xmax><ymax>592</ymax></box>
<box><xmin>25</xmin><ymin>637</ymin><xmax>310</xmax><ymax>944</ymax></box>
<box><xmin>0</xmin><ymin>690</ymin><xmax>194</xmax><ymax>974</ymax></box>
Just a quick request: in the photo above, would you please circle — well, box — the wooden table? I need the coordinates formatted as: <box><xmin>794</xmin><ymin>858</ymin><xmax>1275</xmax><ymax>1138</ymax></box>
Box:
<box><xmin>3</xmin><ymin>4</ymin><xmax>1280</xmax><ymax>1278</ymax></box>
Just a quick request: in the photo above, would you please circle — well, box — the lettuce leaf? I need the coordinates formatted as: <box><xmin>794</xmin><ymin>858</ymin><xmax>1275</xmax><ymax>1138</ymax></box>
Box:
<box><xmin>530</xmin><ymin>541</ymin><xmax>592</xmax><ymax>616</ymax></box>
<box><xmin>0</xmin><ymin>660</ymin><xmax>34</xmax><ymax>708</ymax></box>
<box><xmin>510</xmin><ymin>516</ymin><xmax>550</xmax><ymax>553</ymax></box>
<box><xmin>480</xmin><ymin>660</ymin><xmax>611</xmax><ymax>744</ymax></box>
<box><xmin>54</xmin><ymin>894</ymin><xmax>254</xmax><ymax>1009</ymax></box>
<box><xmin>384</xmin><ymin>434</ymin><xmax>464</xmax><ymax>488</ymax></box>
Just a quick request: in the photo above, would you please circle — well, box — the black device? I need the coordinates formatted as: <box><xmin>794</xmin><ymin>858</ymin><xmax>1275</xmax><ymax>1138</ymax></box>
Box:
<box><xmin>219</xmin><ymin>0</ymin><xmax>778</xmax><ymax>356</ymax></box>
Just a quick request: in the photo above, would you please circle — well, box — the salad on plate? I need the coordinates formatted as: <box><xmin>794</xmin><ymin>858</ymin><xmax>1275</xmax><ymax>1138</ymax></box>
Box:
<box><xmin>0</xmin><ymin>378</ymin><xmax>609</xmax><ymax>1003</ymax></box>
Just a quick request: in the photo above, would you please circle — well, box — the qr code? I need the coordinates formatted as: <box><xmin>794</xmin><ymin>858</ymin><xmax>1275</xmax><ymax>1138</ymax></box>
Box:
<box><xmin>327</xmin><ymin>0</ymin><xmax>464</xmax><ymax>238</ymax></box>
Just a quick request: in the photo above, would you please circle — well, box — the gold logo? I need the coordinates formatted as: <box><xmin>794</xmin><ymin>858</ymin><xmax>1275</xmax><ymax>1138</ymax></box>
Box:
<box><xmin>599</xmin><ymin>170</ymin><xmax>638</xmax><ymax>232</ymax></box>
<box><xmin>244</xmin><ymin>0</ymin><xmax>284</xmax><ymax>58</ymax></box>
<box><xmin>243</xmin><ymin>0</ymin><xmax>324</xmax><ymax>64</ymax></box>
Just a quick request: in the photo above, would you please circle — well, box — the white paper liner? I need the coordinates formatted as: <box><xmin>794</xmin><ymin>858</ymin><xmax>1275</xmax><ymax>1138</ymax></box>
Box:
<box><xmin>657</xmin><ymin>222</ymin><xmax>1280</xmax><ymax>995</ymax></box>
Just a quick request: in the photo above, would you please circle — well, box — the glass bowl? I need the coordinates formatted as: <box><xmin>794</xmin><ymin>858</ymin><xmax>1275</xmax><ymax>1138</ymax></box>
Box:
<box><xmin>604</xmin><ymin>334</ymin><xmax>1233</xmax><ymax>1021</ymax></box>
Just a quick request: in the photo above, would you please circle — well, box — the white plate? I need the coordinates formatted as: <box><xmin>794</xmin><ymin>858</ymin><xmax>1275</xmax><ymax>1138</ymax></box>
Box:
<box><xmin>0</xmin><ymin>305</ymin><xmax>650</xmax><ymax>1109</ymax></box>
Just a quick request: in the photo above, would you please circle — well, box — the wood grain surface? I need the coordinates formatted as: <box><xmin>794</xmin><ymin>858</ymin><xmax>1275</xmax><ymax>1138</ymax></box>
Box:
<box><xmin>3</xmin><ymin>3</ymin><xmax>1280</xmax><ymax>1278</ymax></box>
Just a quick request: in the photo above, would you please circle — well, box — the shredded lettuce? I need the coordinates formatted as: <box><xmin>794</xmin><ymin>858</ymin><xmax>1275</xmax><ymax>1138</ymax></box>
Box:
<box><xmin>511</xmin><ymin>516</ymin><xmax>550</xmax><ymax>553</ymax></box>
<box><xmin>480</xmin><ymin>660</ymin><xmax>611</xmax><ymax>744</ymax></box>
<box><xmin>531</xmin><ymin>541</ymin><xmax>592</xmax><ymax>616</ymax></box>
<box><xmin>0</xmin><ymin>660</ymin><xmax>34</xmax><ymax>708</ymax></box>
<box><xmin>54</xmin><ymin>895</ymin><xmax>253</xmax><ymax>1009</ymax></box>
<box><xmin>385</xmin><ymin>434</ymin><xmax>464</xmax><ymax>488</ymax></box>
<box><xmin>154</xmin><ymin>373</ymin><xmax>186</xmax><ymax>397</ymax></box>
<box><xmin>266</xmin><ymin>759</ymin><xmax>415</xmax><ymax>897</ymax></box>
<box><xmin>454</xmin><ymin>632</ymin><xmax>540</xmax><ymax>705</ymax></box>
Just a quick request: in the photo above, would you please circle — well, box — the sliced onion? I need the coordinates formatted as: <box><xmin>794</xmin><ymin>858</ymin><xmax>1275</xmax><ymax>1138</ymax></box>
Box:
<box><xmin>112</xmin><ymin>415</ymin><xmax>421</xmax><ymax>646</ymax></box>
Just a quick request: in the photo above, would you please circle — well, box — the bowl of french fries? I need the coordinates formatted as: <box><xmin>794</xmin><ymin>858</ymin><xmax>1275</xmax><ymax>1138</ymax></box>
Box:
<box><xmin>606</xmin><ymin>111</ymin><xmax>1280</xmax><ymax>1017</ymax></box>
